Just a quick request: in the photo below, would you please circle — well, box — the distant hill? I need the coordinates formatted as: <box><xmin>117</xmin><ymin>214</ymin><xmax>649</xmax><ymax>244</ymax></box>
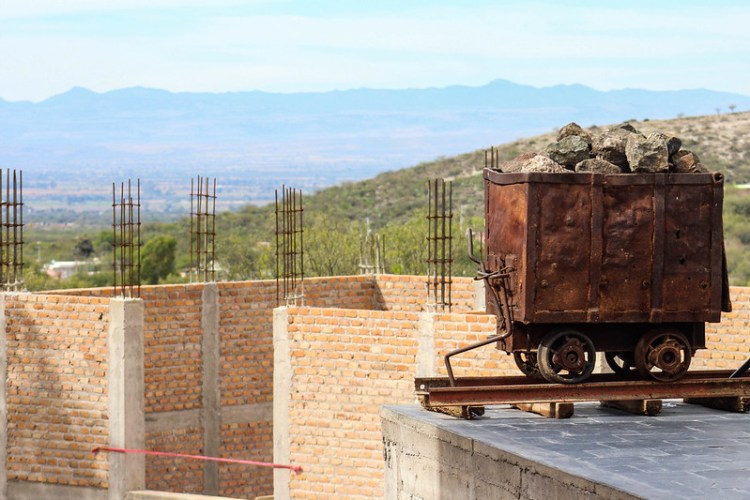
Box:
<box><xmin>2</xmin><ymin>80</ymin><xmax>750</xmax><ymax>222</ymax></box>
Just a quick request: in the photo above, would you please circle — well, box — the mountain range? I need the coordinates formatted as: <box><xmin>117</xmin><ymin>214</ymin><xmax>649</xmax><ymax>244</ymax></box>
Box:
<box><xmin>2</xmin><ymin>79</ymin><xmax>749</xmax><ymax>220</ymax></box>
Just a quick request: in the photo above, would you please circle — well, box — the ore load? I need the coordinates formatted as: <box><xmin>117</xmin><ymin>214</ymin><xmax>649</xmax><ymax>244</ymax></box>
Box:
<box><xmin>471</xmin><ymin>122</ymin><xmax>731</xmax><ymax>384</ymax></box>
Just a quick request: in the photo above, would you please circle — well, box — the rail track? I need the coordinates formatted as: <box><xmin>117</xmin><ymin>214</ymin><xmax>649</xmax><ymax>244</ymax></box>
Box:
<box><xmin>416</xmin><ymin>369</ymin><xmax>750</xmax><ymax>419</ymax></box>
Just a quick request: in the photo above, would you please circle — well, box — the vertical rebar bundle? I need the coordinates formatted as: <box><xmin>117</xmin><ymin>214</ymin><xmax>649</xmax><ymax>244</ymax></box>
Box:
<box><xmin>190</xmin><ymin>176</ymin><xmax>217</xmax><ymax>282</ymax></box>
<box><xmin>484</xmin><ymin>146</ymin><xmax>500</xmax><ymax>170</ymax></box>
<box><xmin>112</xmin><ymin>179</ymin><xmax>141</xmax><ymax>298</ymax></box>
<box><xmin>275</xmin><ymin>186</ymin><xmax>304</xmax><ymax>306</ymax></box>
<box><xmin>359</xmin><ymin>228</ymin><xmax>386</xmax><ymax>275</ymax></box>
<box><xmin>0</xmin><ymin>169</ymin><xmax>24</xmax><ymax>290</ymax></box>
<box><xmin>426</xmin><ymin>178</ymin><xmax>453</xmax><ymax>311</ymax></box>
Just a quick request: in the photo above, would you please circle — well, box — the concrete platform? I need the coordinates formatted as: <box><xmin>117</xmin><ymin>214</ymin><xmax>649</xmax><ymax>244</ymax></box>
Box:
<box><xmin>381</xmin><ymin>402</ymin><xmax>750</xmax><ymax>499</ymax></box>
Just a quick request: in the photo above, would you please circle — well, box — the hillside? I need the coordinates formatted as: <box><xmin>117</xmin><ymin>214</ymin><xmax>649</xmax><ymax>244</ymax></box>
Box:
<box><xmin>5</xmin><ymin>80</ymin><xmax>750</xmax><ymax>222</ymax></box>
<box><xmin>209</xmin><ymin>110</ymin><xmax>750</xmax><ymax>283</ymax></box>
<box><xmin>276</xmin><ymin>110</ymin><xmax>750</xmax><ymax>227</ymax></box>
<box><xmin>25</xmin><ymin>111</ymin><xmax>750</xmax><ymax>288</ymax></box>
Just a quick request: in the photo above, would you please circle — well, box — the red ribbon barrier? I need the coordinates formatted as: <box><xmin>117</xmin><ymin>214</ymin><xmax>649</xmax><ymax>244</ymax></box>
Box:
<box><xmin>92</xmin><ymin>446</ymin><xmax>302</xmax><ymax>473</ymax></box>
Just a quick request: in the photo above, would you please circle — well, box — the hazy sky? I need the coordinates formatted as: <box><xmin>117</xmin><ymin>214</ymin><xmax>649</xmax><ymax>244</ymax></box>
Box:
<box><xmin>2</xmin><ymin>0</ymin><xmax>749</xmax><ymax>102</ymax></box>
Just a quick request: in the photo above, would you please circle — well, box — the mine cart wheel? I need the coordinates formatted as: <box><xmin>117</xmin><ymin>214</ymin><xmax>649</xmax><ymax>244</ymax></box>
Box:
<box><xmin>513</xmin><ymin>351</ymin><xmax>543</xmax><ymax>379</ymax></box>
<box><xmin>634</xmin><ymin>328</ymin><xmax>692</xmax><ymax>382</ymax></box>
<box><xmin>604</xmin><ymin>352</ymin><xmax>638</xmax><ymax>376</ymax></box>
<box><xmin>537</xmin><ymin>329</ymin><xmax>597</xmax><ymax>384</ymax></box>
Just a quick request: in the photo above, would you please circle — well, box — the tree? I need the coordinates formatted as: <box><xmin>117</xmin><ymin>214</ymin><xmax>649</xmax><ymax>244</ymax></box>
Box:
<box><xmin>304</xmin><ymin>214</ymin><xmax>359</xmax><ymax>276</ymax></box>
<box><xmin>141</xmin><ymin>235</ymin><xmax>177</xmax><ymax>284</ymax></box>
<box><xmin>73</xmin><ymin>238</ymin><xmax>95</xmax><ymax>260</ymax></box>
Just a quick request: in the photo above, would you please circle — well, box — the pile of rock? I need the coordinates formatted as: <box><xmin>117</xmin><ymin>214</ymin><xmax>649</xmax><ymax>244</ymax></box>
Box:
<box><xmin>498</xmin><ymin>122</ymin><xmax>707</xmax><ymax>174</ymax></box>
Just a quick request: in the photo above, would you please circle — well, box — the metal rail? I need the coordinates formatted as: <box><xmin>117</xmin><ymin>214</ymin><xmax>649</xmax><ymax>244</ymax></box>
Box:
<box><xmin>417</xmin><ymin>371</ymin><xmax>750</xmax><ymax>407</ymax></box>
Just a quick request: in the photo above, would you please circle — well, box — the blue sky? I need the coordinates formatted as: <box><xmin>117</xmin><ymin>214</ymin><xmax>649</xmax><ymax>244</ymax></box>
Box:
<box><xmin>1</xmin><ymin>0</ymin><xmax>749</xmax><ymax>102</ymax></box>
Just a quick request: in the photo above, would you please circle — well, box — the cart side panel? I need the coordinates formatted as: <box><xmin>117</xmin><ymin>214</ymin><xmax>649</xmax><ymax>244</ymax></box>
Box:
<box><xmin>599</xmin><ymin>182</ymin><xmax>655</xmax><ymax>320</ymax></box>
<box><xmin>532</xmin><ymin>182</ymin><xmax>592</xmax><ymax>316</ymax></box>
<box><xmin>485</xmin><ymin>181</ymin><xmax>528</xmax><ymax>319</ymax></box>
<box><xmin>660</xmin><ymin>179</ymin><xmax>721</xmax><ymax>321</ymax></box>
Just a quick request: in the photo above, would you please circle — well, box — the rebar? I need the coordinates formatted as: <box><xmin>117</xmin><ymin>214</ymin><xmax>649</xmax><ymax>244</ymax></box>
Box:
<box><xmin>426</xmin><ymin>179</ymin><xmax>453</xmax><ymax>311</ymax></box>
<box><xmin>275</xmin><ymin>186</ymin><xmax>304</xmax><ymax>306</ymax></box>
<box><xmin>359</xmin><ymin>221</ymin><xmax>386</xmax><ymax>275</ymax></box>
<box><xmin>484</xmin><ymin>146</ymin><xmax>499</xmax><ymax>170</ymax></box>
<box><xmin>112</xmin><ymin>179</ymin><xmax>141</xmax><ymax>298</ymax></box>
<box><xmin>0</xmin><ymin>169</ymin><xmax>24</xmax><ymax>290</ymax></box>
<box><xmin>190</xmin><ymin>176</ymin><xmax>217</xmax><ymax>282</ymax></box>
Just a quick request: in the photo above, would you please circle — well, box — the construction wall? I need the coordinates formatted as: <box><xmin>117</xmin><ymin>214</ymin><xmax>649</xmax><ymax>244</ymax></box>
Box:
<box><xmin>27</xmin><ymin>275</ymin><xmax>380</xmax><ymax>499</ymax></box>
<box><xmin>695</xmin><ymin>286</ymin><xmax>750</xmax><ymax>369</ymax></box>
<box><xmin>2</xmin><ymin>293</ymin><xmax>111</xmax><ymax>491</ymax></box>
<box><xmin>1</xmin><ymin>293</ymin><xmax>144</xmax><ymax>500</ymax></box>
<box><xmin>374</xmin><ymin>275</ymin><xmax>477</xmax><ymax>312</ymax></box>
<box><xmin>3</xmin><ymin>277</ymin><xmax>748</xmax><ymax>500</ymax></box>
<box><xmin>273</xmin><ymin>306</ymin><xmax>508</xmax><ymax>499</ymax></box>
<box><xmin>274</xmin><ymin>285</ymin><xmax>750</xmax><ymax>499</ymax></box>
<box><xmin>137</xmin><ymin>276</ymin><xmax>378</xmax><ymax>498</ymax></box>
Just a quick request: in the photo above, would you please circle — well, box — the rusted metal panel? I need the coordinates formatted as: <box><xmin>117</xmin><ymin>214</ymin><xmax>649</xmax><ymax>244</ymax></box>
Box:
<box><xmin>483</xmin><ymin>170</ymin><xmax>726</xmax><ymax>326</ymax></box>
<box><xmin>484</xmin><ymin>180</ymin><xmax>526</xmax><ymax>318</ymax></box>
<box><xmin>600</xmin><ymin>182</ymin><xmax>655</xmax><ymax>319</ymax></box>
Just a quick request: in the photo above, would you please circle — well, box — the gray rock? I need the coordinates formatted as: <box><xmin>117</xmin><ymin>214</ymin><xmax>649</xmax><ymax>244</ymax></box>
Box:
<box><xmin>575</xmin><ymin>158</ymin><xmax>622</xmax><ymax>174</ymax></box>
<box><xmin>591</xmin><ymin>128</ymin><xmax>635</xmax><ymax>171</ymax></box>
<box><xmin>556</xmin><ymin>122</ymin><xmax>592</xmax><ymax>144</ymax></box>
<box><xmin>666</xmin><ymin>136</ymin><xmax>682</xmax><ymax>156</ymax></box>
<box><xmin>520</xmin><ymin>155</ymin><xmax>570</xmax><ymax>173</ymax></box>
<box><xmin>671</xmin><ymin>150</ymin><xmax>708</xmax><ymax>173</ymax></box>
<box><xmin>616</xmin><ymin>122</ymin><xmax>639</xmax><ymax>133</ymax></box>
<box><xmin>545</xmin><ymin>135</ymin><xmax>591</xmax><ymax>167</ymax></box>
<box><xmin>499</xmin><ymin>151</ymin><xmax>539</xmax><ymax>173</ymax></box>
<box><xmin>626</xmin><ymin>132</ymin><xmax>669</xmax><ymax>173</ymax></box>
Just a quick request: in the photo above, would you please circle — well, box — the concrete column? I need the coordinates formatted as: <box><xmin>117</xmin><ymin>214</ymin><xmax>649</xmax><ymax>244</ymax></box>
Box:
<box><xmin>415</xmin><ymin>312</ymin><xmax>436</xmax><ymax>378</ymax></box>
<box><xmin>473</xmin><ymin>279</ymin><xmax>486</xmax><ymax>312</ymax></box>
<box><xmin>108</xmin><ymin>299</ymin><xmax>145</xmax><ymax>500</ymax></box>
<box><xmin>0</xmin><ymin>294</ymin><xmax>7</xmax><ymax>500</ymax></box>
<box><xmin>272</xmin><ymin>307</ymin><xmax>290</xmax><ymax>500</ymax></box>
<box><xmin>200</xmin><ymin>284</ymin><xmax>220</xmax><ymax>495</ymax></box>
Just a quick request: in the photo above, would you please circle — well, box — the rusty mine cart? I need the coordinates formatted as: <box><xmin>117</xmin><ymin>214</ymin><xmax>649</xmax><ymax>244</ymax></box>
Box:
<box><xmin>450</xmin><ymin>170</ymin><xmax>732</xmax><ymax>385</ymax></box>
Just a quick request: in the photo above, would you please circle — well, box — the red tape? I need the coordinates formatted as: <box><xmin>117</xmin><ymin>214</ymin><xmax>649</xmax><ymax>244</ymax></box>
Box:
<box><xmin>92</xmin><ymin>446</ymin><xmax>302</xmax><ymax>473</ymax></box>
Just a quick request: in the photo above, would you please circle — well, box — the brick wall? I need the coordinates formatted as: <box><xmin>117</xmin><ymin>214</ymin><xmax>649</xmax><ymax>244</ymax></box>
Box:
<box><xmin>214</xmin><ymin>276</ymin><xmax>377</xmax><ymax>499</ymax></box>
<box><xmin>144</xmin><ymin>427</ymin><xmax>204</xmax><ymax>493</ymax></box>
<box><xmin>141</xmin><ymin>285</ymin><xmax>205</xmax><ymax>413</ymax></box>
<box><xmin>374</xmin><ymin>275</ymin><xmax>478</xmax><ymax>312</ymax></box>
<box><xmin>283</xmin><ymin>307</ymin><xmax>420</xmax><ymax>498</ymax></box>
<box><xmin>40</xmin><ymin>276</ymin><xmax>380</xmax><ymax>498</ymax></box>
<box><xmin>3</xmin><ymin>293</ymin><xmax>111</xmax><ymax>488</ymax></box>
<box><xmin>218</xmin><ymin>420</ymin><xmax>273</xmax><ymax>496</ymax></box>
<box><xmin>695</xmin><ymin>286</ymin><xmax>750</xmax><ymax>370</ymax></box>
<box><xmin>432</xmin><ymin>312</ymin><xmax>516</xmax><ymax>378</ymax></box>
<box><xmin>279</xmin><ymin>306</ymin><xmax>516</xmax><ymax>499</ymax></box>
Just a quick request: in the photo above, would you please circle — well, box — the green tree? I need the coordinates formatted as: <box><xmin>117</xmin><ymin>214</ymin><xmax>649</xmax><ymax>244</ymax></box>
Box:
<box><xmin>141</xmin><ymin>235</ymin><xmax>177</xmax><ymax>284</ymax></box>
<box><xmin>381</xmin><ymin>214</ymin><xmax>428</xmax><ymax>275</ymax></box>
<box><xmin>304</xmin><ymin>214</ymin><xmax>359</xmax><ymax>276</ymax></box>
<box><xmin>73</xmin><ymin>238</ymin><xmax>95</xmax><ymax>260</ymax></box>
